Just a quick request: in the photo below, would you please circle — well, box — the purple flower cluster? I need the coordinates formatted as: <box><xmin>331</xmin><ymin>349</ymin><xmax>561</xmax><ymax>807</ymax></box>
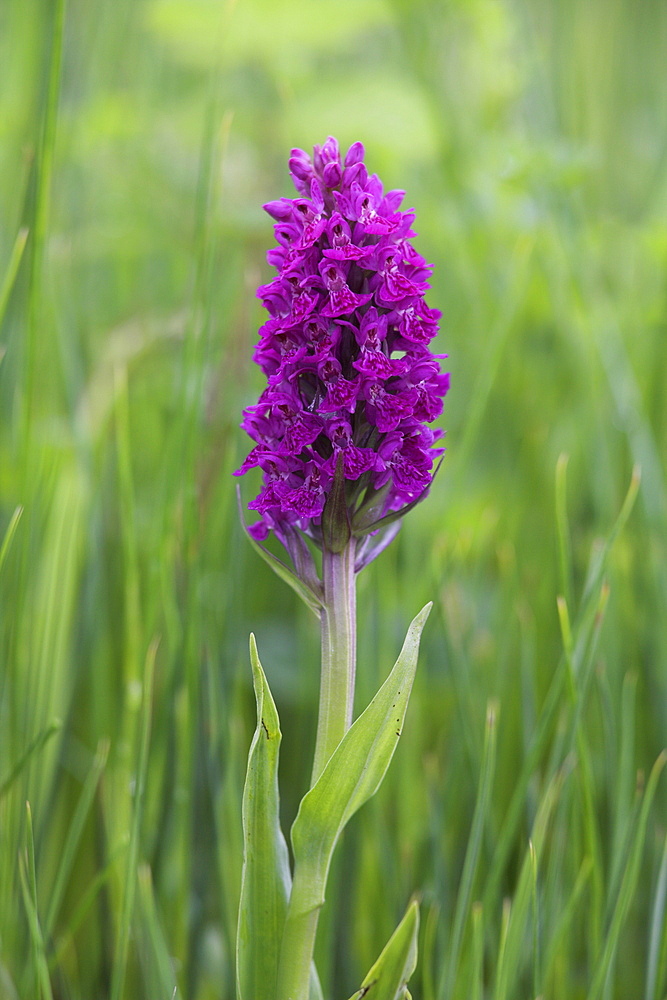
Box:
<box><xmin>236</xmin><ymin>137</ymin><xmax>449</xmax><ymax>558</ymax></box>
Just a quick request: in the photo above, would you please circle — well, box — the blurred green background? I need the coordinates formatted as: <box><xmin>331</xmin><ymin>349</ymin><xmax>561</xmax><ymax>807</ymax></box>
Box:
<box><xmin>2</xmin><ymin>0</ymin><xmax>667</xmax><ymax>997</ymax></box>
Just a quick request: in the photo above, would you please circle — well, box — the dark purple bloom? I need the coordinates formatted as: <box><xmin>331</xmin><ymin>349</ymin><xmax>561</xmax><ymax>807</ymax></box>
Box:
<box><xmin>236</xmin><ymin>137</ymin><xmax>449</xmax><ymax>569</ymax></box>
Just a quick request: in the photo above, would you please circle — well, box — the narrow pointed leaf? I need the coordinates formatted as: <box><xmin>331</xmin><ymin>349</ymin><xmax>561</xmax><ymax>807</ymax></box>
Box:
<box><xmin>347</xmin><ymin>900</ymin><xmax>420</xmax><ymax>1000</ymax></box>
<box><xmin>290</xmin><ymin>604</ymin><xmax>432</xmax><ymax>915</ymax></box>
<box><xmin>322</xmin><ymin>451</ymin><xmax>351</xmax><ymax>553</ymax></box>
<box><xmin>236</xmin><ymin>635</ymin><xmax>292</xmax><ymax>1000</ymax></box>
<box><xmin>355</xmin><ymin>522</ymin><xmax>402</xmax><ymax>573</ymax></box>
<box><xmin>237</xmin><ymin>487</ymin><xmax>323</xmax><ymax>616</ymax></box>
<box><xmin>351</xmin><ymin>479</ymin><xmax>393</xmax><ymax>531</ymax></box>
<box><xmin>352</xmin><ymin>459</ymin><xmax>443</xmax><ymax>536</ymax></box>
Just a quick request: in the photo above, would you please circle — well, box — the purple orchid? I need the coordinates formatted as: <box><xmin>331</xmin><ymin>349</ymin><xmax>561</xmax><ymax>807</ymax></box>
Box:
<box><xmin>236</xmin><ymin>137</ymin><xmax>449</xmax><ymax>583</ymax></box>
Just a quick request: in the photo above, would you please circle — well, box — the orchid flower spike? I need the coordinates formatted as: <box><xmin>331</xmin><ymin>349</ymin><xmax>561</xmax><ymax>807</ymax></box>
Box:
<box><xmin>236</xmin><ymin>137</ymin><xmax>449</xmax><ymax>587</ymax></box>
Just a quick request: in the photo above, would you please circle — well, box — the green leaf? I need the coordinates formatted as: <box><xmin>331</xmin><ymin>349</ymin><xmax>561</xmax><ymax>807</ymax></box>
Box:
<box><xmin>236</xmin><ymin>635</ymin><xmax>292</xmax><ymax>1000</ymax></box>
<box><xmin>275</xmin><ymin>605</ymin><xmax>431</xmax><ymax>1000</ymax></box>
<box><xmin>347</xmin><ymin>900</ymin><xmax>420</xmax><ymax>1000</ymax></box>
<box><xmin>322</xmin><ymin>452</ymin><xmax>351</xmax><ymax>553</ymax></box>
<box><xmin>290</xmin><ymin>603</ymin><xmax>432</xmax><ymax>914</ymax></box>
<box><xmin>352</xmin><ymin>459</ymin><xmax>443</xmax><ymax>537</ymax></box>
<box><xmin>237</xmin><ymin>487</ymin><xmax>323</xmax><ymax>617</ymax></box>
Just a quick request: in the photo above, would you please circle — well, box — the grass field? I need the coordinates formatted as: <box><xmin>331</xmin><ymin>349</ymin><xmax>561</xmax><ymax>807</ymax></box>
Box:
<box><xmin>2</xmin><ymin>0</ymin><xmax>667</xmax><ymax>997</ymax></box>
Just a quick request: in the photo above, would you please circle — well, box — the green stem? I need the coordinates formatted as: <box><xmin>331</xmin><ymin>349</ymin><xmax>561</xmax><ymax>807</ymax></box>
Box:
<box><xmin>311</xmin><ymin>539</ymin><xmax>357</xmax><ymax>786</ymax></box>
<box><xmin>275</xmin><ymin>540</ymin><xmax>357</xmax><ymax>1000</ymax></box>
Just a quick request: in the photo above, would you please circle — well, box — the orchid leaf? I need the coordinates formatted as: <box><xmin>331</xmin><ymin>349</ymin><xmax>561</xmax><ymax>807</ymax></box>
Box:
<box><xmin>322</xmin><ymin>451</ymin><xmax>352</xmax><ymax>553</ymax></box>
<box><xmin>347</xmin><ymin>900</ymin><xmax>420</xmax><ymax>1000</ymax></box>
<box><xmin>288</xmin><ymin>604</ymin><xmax>432</xmax><ymax>916</ymax></box>
<box><xmin>236</xmin><ymin>487</ymin><xmax>323</xmax><ymax>616</ymax></box>
<box><xmin>236</xmin><ymin>635</ymin><xmax>292</xmax><ymax>1000</ymax></box>
<box><xmin>354</xmin><ymin>521</ymin><xmax>402</xmax><ymax>573</ymax></box>
<box><xmin>350</xmin><ymin>479</ymin><xmax>393</xmax><ymax>531</ymax></box>
<box><xmin>352</xmin><ymin>459</ymin><xmax>443</xmax><ymax>537</ymax></box>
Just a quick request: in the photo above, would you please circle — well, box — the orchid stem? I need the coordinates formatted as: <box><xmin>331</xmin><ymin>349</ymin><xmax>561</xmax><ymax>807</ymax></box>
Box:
<box><xmin>276</xmin><ymin>539</ymin><xmax>357</xmax><ymax>1000</ymax></box>
<box><xmin>311</xmin><ymin>539</ymin><xmax>357</xmax><ymax>786</ymax></box>
<box><xmin>275</xmin><ymin>886</ymin><xmax>320</xmax><ymax>1000</ymax></box>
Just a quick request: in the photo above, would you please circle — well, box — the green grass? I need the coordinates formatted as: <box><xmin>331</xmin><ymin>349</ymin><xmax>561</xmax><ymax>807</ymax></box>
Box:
<box><xmin>1</xmin><ymin>0</ymin><xmax>667</xmax><ymax>997</ymax></box>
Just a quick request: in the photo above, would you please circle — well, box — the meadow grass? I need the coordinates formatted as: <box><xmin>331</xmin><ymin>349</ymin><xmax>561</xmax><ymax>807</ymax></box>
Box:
<box><xmin>1</xmin><ymin>0</ymin><xmax>667</xmax><ymax>997</ymax></box>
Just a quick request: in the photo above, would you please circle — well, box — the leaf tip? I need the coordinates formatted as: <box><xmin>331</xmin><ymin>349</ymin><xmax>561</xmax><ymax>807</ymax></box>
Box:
<box><xmin>248</xmin><ymin>633</ymin><xmax>263</xmax><ymax>704</ymax></box>
<box><xmin>405</xmin><ymin>897</ymin><xmax>420</xmax><ymax>927</ymax></box>
<box><xmin>413</xmin><ymin>601</ymin><xmax>433</xmax><ymax>631</ymax></box>
<box><xmin>247</xmin><ymin>634</ymin><xmax>282</xmax><ymax>738</ymax></box>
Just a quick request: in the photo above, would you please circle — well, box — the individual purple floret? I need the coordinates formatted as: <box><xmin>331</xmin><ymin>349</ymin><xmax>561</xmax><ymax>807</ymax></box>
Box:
<box><xmin>236</xmin><ymin>137</ymin><xmax>449</xmax><ymax>574</ymax></box>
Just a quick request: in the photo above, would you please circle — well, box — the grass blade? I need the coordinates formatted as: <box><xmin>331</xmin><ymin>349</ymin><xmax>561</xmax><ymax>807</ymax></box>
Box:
<box><xmin>21</xmin><ymin>0</ymin><xmax>66</xmax><ymax>453</ymax></box>
<box><xmin>0</xmin><ymin>507</ymin><xmax>23</xmax><ymax>577</ymax></box>
<box><xmin>471</xmin><ymin>903</ymin><xmax>484</xmax><ymax>1000</ymax></box>
<box><xmin>19</xmin><ymin>803</ymin><xmax>53</xmax><ymax>1000</ymax></box>
<box><xmin>44</xmin><ymin>739</ymin><xmax>109</xmax><ymax>937</ymax></box>
<box><xmin>542</xmin><ymin>857</ymin><xmax>593</xmax><ymax>987</ymax></box>
<box><xmin>555</xmin><ymin>453</ymin><xmax>573</xmax><ymax>610</ymax></box>
<box><xmin>109</xmin><ymin>638</ymin><xmax>158</xmax><ymax>1000</ymax></box>
<box><xmin>495</xmin><ymin>762</ymin><xmax>568</xmax><ymax>1000</ymax></box>
<box><xmin>438</xmin><ymin>700</ymin><xmax>498</xmax><ymax>999</ymax></box>
<box><xmin>49</xmin><ymin>838</ymin><xmax>129</xmax><ymax>971</ymax></box>
<box><xmin>0</xmin><ymin>721</ymin><xmax>61</xmax><ymax>801</ymax></box>
<box><xmin>645</xmin><ymin>833</ymin><xmax>667</xmax><ymax>1000</ymax></box>
<box><xmin>493</xmin><ymin>898</ymin><xmax>512</xmax><ymax>1000</ymax></box>
<box><xmin>137</xmin><ymin>863</ymin><xmax>183</xmax><ymax>1000</ymax></box>
<box><xmin>0</xmin><ymin>228</ymin><xmax>28</xmax><ymax>328</ymax></box>
<box><xmin>587</xmin><ymin>751</ymin><xmax>667</xmax><ymax>1000</ymax></box>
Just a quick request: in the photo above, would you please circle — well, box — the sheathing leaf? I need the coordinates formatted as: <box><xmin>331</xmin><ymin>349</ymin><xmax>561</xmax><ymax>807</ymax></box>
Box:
<box><xmin>289</xmin><ymin>604</ymin><xmax>432</xmax><ymax>916</ymax></box>
<box><xmin>347</xmin><ymin>900</ymin><xmax>420</xmax><ymax>1000</ymax></box>
<box><xmin>236</xmin><ymin>636</ymin><xmax>292</xmax><ymax>1000</ymax></box>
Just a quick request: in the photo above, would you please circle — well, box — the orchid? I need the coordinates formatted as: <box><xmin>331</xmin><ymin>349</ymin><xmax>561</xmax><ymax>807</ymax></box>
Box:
<box><xmin>236</xmin><ymin>136</ymin><xmax>449</xmax><ymax>573</ymax></box>
<box><xmin>236</xmin><ymin>139</ymin><xmax>446</xmax><ymax>1000</ymax></box>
